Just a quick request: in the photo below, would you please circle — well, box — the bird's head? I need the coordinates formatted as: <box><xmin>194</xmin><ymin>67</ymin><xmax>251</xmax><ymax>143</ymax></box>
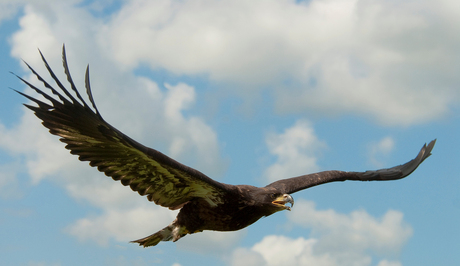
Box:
<box><xmin>239</xmin><ymin>186</ymin><xmax>294</xmax><ymax>214</ymax></box>
<box><xmin>270</xmin><ymin>193</ymin><xmax>294</xmax><ymax>211</ymax></box>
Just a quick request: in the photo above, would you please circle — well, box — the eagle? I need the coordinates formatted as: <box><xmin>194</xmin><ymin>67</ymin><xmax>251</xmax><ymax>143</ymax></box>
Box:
<box><xmin>12</xmin><ymin>46</ymin><xmax>436</xmax><ymax>247</ymax></box>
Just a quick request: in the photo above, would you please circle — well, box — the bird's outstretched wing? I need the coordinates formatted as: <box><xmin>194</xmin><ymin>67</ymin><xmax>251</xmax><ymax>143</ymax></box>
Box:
<box><xmin>13</xmin><ymin>45</ymin><xmax>233</xmax><ymax>210</ymax></box>
<box><xmin>265</xmin><ymin>139</ymin><xmax>436</xmax><ymax>194</ymax></box>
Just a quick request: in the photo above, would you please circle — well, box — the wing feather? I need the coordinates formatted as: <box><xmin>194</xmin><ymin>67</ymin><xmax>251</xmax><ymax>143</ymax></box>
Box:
<box><xmin>15</xmin><ymin>46</ymin><xmax>234</xmax><ymax>209</ymax></box>
<box><xmin>266</xmin><ymin>139</ymin><xmax>436</xmax><ymax>194</ymax></box>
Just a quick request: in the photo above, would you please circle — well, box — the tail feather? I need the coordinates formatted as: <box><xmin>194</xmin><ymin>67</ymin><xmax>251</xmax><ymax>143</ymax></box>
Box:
<box><xmin>131</xmin><ymin>222</ymin><xmax>187</xmax><ymax>247</ymax></box>
<box><xmin>131</xmin><ymin>226</ymin><xmax>173</xmax><ymax>247</ymax></box>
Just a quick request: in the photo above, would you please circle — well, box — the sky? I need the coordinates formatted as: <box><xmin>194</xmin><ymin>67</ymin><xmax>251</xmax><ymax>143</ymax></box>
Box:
<box><xmin>0</xmin><ymin>0</ymin><xmax>458</xmax><ymax>265</ymax></box>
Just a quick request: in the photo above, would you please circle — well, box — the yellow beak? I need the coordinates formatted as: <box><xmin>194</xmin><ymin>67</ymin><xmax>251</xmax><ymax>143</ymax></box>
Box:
<box><xmin>272</xmin><ymin>194</ymin><xmax>294</xmax><ymax>211</ymax></box>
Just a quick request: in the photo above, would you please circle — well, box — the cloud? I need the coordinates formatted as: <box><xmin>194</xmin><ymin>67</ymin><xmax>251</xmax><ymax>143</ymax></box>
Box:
<box><xmin>163</xmin><ymin>82</ymin><xmax>226</xmax><ymax>174</ymax></box>
<box><xmin>105</xmin><ymin>255</ymin><xmax>159</xmax><ymax>266</ymax></box>
<box><xmin>230</xmin><ymin>248</ymin><xmax>266</xmax><ymax>266</ymax></box>
<box><xmin>99</xmin><ymin>0</ymin><xmax>459</xmax><ymax>125</ymax></box>
<box><xmin>0</xmin><ymin>110</ymin><xmax>76</xmax><ymax>184</ymax></box>
<box><xmin>376</xmin><ymin>261</ymin><xmax>402</xmax><ymax>266</ymax></box>
<box><xmin>66</xmin><ymin>205</ymin><xmax>176</xmax><ymax>246</ymax></box>
<box><xmin>250</xmin><ymin>236</ymin><xmax>335</xmax><ymax>266</ymax></box>
<box><xmin>287</xmin><ymin>200</ymin><xmax>413</xmax><ymax>256</ymax></box>
<box><xmin>4</xmin><ymin>0</ymin><xmax>458</xmax><ymax>126</ymax></box>
<box><xmin>176</xmin><ymin>230</ymin><xmax>245</xmax><ymax>255</ymax></box>
<box><xmin>264</xmin><ymin>120</ymin><xmax>326</xmax><ymax>182</ymax></box>
<box><xmin>0</xmin><ymin>1</ymin><xmax>22</xmax><ymax>23</ymax></box>
<box><xmin>368</xmin><ymin>137</ymin><xmax>395</xmax><ymax>167</ymax></box>
<box><xmin>230</xmin><ymin>199</ymin><xmax>412</xmax><ymax>266</ymax></box>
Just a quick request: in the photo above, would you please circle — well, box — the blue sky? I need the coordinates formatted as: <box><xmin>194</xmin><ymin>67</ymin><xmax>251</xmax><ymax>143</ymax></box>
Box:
<box><xmin>0</xmin><ymin>0</ymin><xmax>458</xmax><ymax>265</ymax></box>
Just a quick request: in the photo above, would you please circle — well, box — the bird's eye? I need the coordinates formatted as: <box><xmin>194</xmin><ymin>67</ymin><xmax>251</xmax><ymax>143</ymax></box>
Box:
<box><xmin>270</xmin><ymin>193</ymin><xmax>277</xmax><ymax>199</ymax></box>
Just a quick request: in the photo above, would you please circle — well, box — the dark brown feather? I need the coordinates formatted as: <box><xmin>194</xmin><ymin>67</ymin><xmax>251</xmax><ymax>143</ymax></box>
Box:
<box><xmin>266</xmin><ymin>139</ymin><xmax>436</xmax><ymax>194</ymax></box>
<box><xmin>15</xmin><ymin>45</ymin><xmax>234</xmax><ymax>210</ymax></box>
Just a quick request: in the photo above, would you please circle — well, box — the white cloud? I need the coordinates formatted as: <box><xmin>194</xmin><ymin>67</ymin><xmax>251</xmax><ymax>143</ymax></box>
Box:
<box><xmin>264</xmin><ymin>120</ymin><xmax>326</xmax><ymax>182</ymax></box>
<box><xmin>105</xmin><ymin>255</ymin><xmax>157</xmax><ymax>266</ymax></box>
<box><xmin>163</xmin><ymin>82</ymin><xmax>226</xmax><ymax>173</ymax></box>
<box><xmin>287</xmin><ymin>200</ymin><xmax>413</xmax><ymax>256</ymax></box>
<box><xmin>176</xmin><ymin>230</ymin><xmax>245</xmax><ymax>254</ymax></box>
<box><xmin>230</xmin><ymin>199</ymin><xmax>412</xmax><ymax>266</ymax></box>
<box><xmin>0</xmin><ymin>110</ymin><xmax>75</xmax><ymax>184</ymax></box>
<box><xmin>376</xmin><ymin>260</ymin><xmax>402</xmax><ymax>266</ymax></box>
<box><xmin>99</xmin><ymin>0</ymin><xmax>460</xmax><ymax>125</ymax></box>
<box><xmin>4</xmin><ymin>0</ymin><xmax>458</xmax><ymax>126</ymax></box>
<box><xmin>368</xmin><ymin>137</ymin><xmax>395</xmax><ymax>167</ymax></box>
<box><xmin>66</xmin><ymin>205</ymin><xmax>176</xmax><ymax>246</ymax></box>
<box><xmin>250</xmin><ymin>236</ymin><xmax>335</xmax><ymax>266</ymax></box>
<box><xmin>0</xmin><ymin>0</ymin><xmax>22</xmax><ymax>23</ymax></box>
<box><xmin>230</xmin><ymin>248</ymin><xmax>266</xmax><ymax>266</ymax></box>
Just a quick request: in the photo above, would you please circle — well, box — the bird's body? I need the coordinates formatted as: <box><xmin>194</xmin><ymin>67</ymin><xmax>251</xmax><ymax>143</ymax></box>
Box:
<box><xmin>136</xmin><ymin>185</ymin><xmax>287</xmax><ymax>246</ymax></box>
<box><xmin>13</xmin><ymin>46</ymin><xmax>436</xmax><ymax>247</ymax></box>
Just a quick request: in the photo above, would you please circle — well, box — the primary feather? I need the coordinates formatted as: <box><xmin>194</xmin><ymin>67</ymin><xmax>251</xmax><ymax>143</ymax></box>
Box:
<box><xmin>15</xmin><ymin>46</ymin><xmax>231</xmax><ymax>210</ymax></box>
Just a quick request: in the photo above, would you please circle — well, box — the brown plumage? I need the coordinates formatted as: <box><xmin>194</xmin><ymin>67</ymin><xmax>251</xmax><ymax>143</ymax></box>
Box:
<box><xmin>13</xmin><ymin>46</ymin><xmax>436</xmax><ymax>247</ymax></box>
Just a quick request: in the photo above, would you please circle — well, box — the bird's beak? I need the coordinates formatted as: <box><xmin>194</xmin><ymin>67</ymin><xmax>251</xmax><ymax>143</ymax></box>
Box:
<box><xmin>272</xmin><ymin>194</ymin><xmax>294</xmax><ymax>211</ymax></box>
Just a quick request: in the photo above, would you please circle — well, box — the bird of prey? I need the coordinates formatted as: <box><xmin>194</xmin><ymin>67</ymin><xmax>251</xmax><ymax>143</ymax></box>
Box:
<box><xmin>12</xmin><ymin>46</ymin><xmax>436</xmax><ymax>247</ymax></box>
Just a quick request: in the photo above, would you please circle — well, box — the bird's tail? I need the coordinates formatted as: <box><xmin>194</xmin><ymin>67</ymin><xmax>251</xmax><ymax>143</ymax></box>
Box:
<box><xmin>130</xmin><ymin>221</ymin><xmax>186</xmax><ymax>247</ymax></box>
